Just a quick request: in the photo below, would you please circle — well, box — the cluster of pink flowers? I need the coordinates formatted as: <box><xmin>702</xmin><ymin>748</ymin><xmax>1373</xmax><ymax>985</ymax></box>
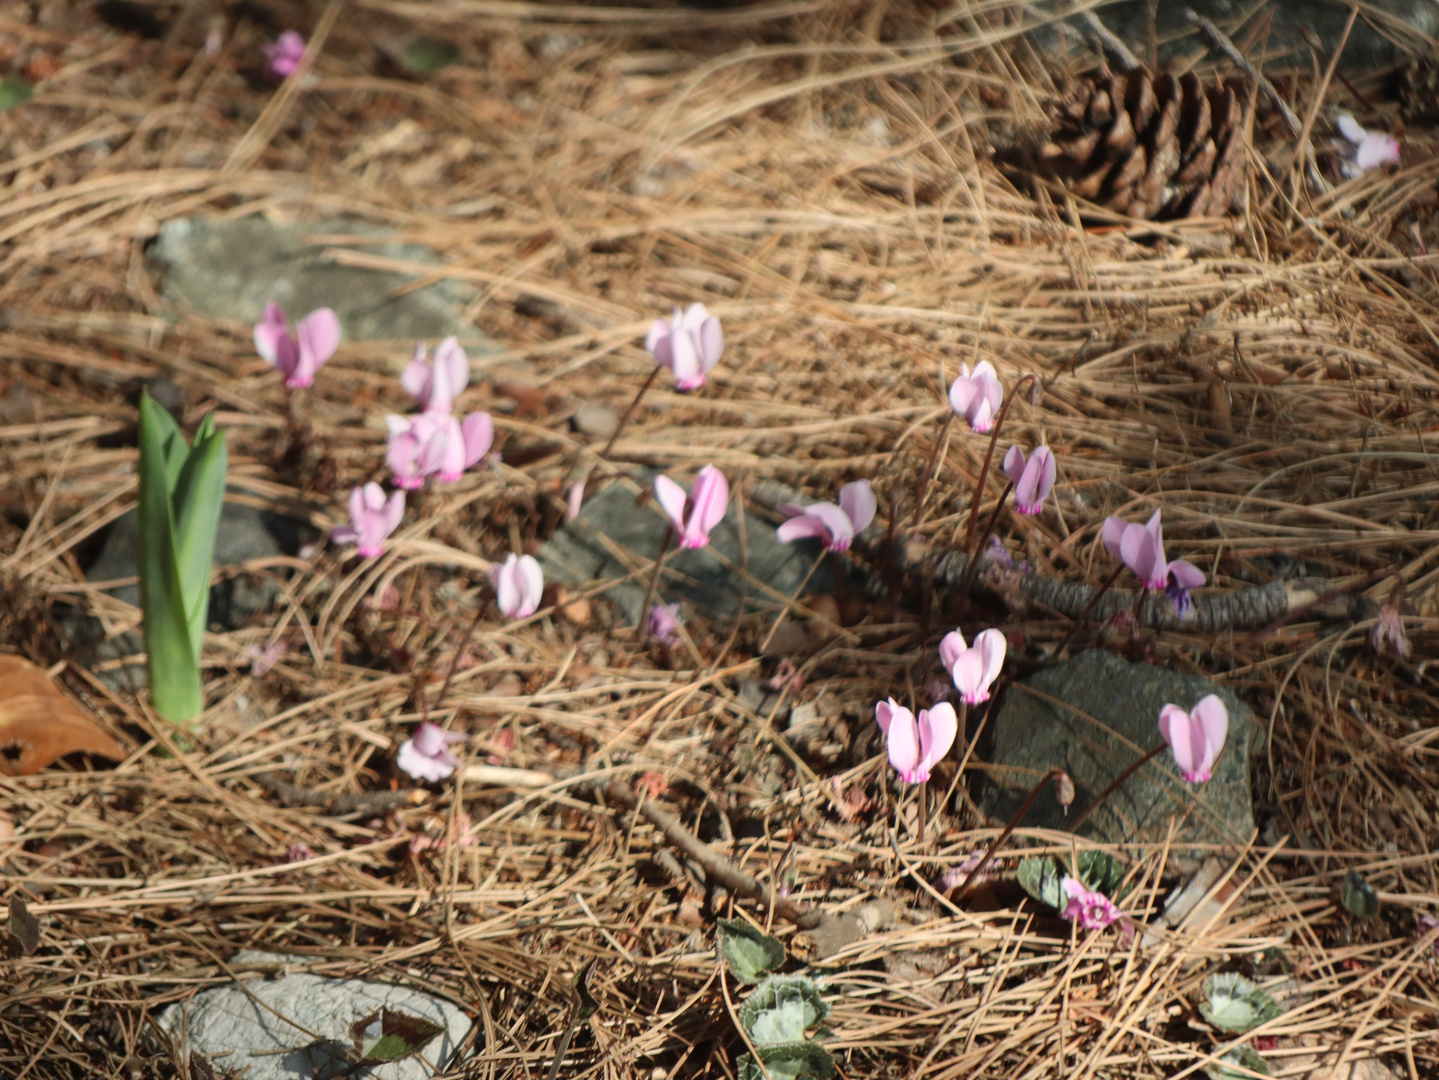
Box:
<box><xmin>387</xmin><ymin>338</ymin><xmax>495</xmax><ymax>489</ymax></box>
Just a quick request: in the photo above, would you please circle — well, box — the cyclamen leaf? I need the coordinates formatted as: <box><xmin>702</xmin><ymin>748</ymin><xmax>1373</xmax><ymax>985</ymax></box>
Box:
<box><xmin>349</xmin><ymin>1007</ymin><xmax>445</xmax><ymax>1065</ymax></box>
<box><xmin>718</xmin><ymin>918</ymin><xmax>786</xmax><ymax>984</ymax></box>
<box><xmin>1199</xmin><ymin>973</ymin><xmax>1281</xmax><ymax>1033</ymax></box>
<box><xmin>1016</xmin><ymin>856</ymin><xmax>1065</xmax><ymax>911</ymax></box>
<box><xmin>1076</xmin><ymin>850</ymin><xmax>1128</xmax><ymax>900</ymax></box>
<box><xmin>574</xmin><ymin>958</ymin><xmax>600</xmax><ymax>1021</ymax></box>
<box><xmin>1340</xmin><ymin>870</ymin><xmax>1379</xmax><ymax>919</ymax></box>
<box><xmin>1204</xmin><ymin>1043</ymin><xmax>1270</xmax><ymax>1078</ymax></box>
<box><xmin>739</xmin><ymin>975</ymin><xmax>828</xmax><ymax>1041</ymax></box>
<box><xmin>738</xmin><ymin>1041</ymin><xmax>835</xmax><ymax>1080</ymax></box>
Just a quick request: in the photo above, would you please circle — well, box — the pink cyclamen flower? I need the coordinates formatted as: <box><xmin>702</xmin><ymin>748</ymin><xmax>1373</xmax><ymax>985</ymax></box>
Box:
<box><xmin>253</xmin><ymin>302</ymin><xmax>340</xmax><ymax>388</ymax></box>
<box><xmin>396</xmin><ymin>722</ymin><xmax>467</xmax><ymax>782</ymax></box>
<box><xmin>1418</xmin><ymin>914</ymin><xmax>1439</xmax><ymax>951</ymax></box>
<box><xmin>645</xmin><ymin>304</ymin><xmax>724</xmax><ymax>391</ymax></box>
<box><xmin>1101</xmin><ymin>509</ymin><xmax>1205</xmax><ymax>615</ymax></box>
<box><xmin>490</xmin><ymin>553</ymin><xmax>544</xmax><ymax>619</ymax></box>
<box><xmin>939</xmin><ymin>627</ymin><xmax>1007</xmax><ymax>704</ymax></box>
<box><xmin>401</xmin><ymin>337</ymin><xmax>469</xmax><ymax>414</ymax></box>
<box><xmin>385</xmin><ymin>411</ymin><xmax>493</xmax><ymax>487</ymax></box>
<box><xmin>1371</xmin><ymin>603</ymin><xmax>1411</xmax><ymax>658</ymax></box>
<box><xmin>330</xmin><ymin>483</ymin><xmax>404</xmax><ymax>558</ymax></box>
<box><xmin>1158</xmin><ymin>693</ymin><xmax>1229</xmax><ymax>783</ymax></box>
<box><xmin>776</xmin><ymin>479</ymin><xmax>876</xmax><ymax>552</ymax></box>
<box><xmin>948</xmin><ymin>360</ymin><xmax>1003</xmax><ymax>433</ymax></box>
<box><xmin>1060</xmin><ymin>876</ymin><xmax>1122</xmax><ymax>930</ymax></box>
<box><xmin>649</xmin><ymin>603</ymin><xmax>684</xmax><ymax>646</ymax></box>
<box><xmin>264</xmin><ymin>30</ymin><xmax>306</xmax><ymax>79</ymax></box>
<box><xmin>874</xmin><ymin>698</ymin><xmax>958</xmax><ymax>785</ymax></box>
<box><xmin>1002</xmin><ymin>445</ymin><xmax>1056</xmax><ymax>515</ymax></box>
<box><xmin>654</xmin><ymin>464</ymin><xmax>728</xmax><ymax>549</ymax></box>
<box><xmin>1336</xmin><ymin>112</ymin><xmax>1400</xmax><ymax>178</ymax></box>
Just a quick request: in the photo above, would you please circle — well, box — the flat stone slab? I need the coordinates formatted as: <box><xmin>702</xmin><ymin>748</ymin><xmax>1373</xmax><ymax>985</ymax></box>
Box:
<box><xmin>980</xmin><ymin>650</ymin><xmax>1258</xmax><ymax>859</ymax></box>
<box><xmin>156</xmin><ymin>950</ymin><xmax>472</xmax><ymax>1079</ymax></box>
<box><xmin>540</xmin><ymin>472</ymin><xmax>834</xmax><ymax>626</ymax></box>
<box><xmin>148</xmin><ymin>216</ymin><xmax>489</xmax><ymax>348</ymax></box>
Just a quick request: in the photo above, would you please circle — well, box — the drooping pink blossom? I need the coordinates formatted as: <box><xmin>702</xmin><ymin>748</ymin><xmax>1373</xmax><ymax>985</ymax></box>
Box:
<box><xmin>947</xmin><ymin>360</ymin><xmax>1003</xmax><ymax>433</ymax></box>
<box><xmin>645</xmin><ymin>304</ymin><xmax>724</xmax><ymax>391</ymax></box>
<box><xmin>776</xmin><ymin>479</ymin><xmax>876</xmax><ymax>552</ymax></box>
<box><xmin>874</xmin><ymin>698</ymin><xmax>957</xmax><ymax>785</ymax></box>
<box><xmin>1336</xmin><ymin>112</ymin><xmax>1400</xmax><ymax>178</ymax></box>
<box><xmin>1157</xmin><ymin>694</ymin><xmax>1228</xmax><ymax>783</ymax></box>
<box><xmin>242</xmin><ymin>641</ymin><xmax>288</xmax><ymax>676</ymax></box>
<box><xmin>1371</xmin><ymin>603</ymin><xmax>1411</xmax><ymax>658</ymax></box>
<box><xmin>490</xmin><ymin>553</ymin><xmax>544</xmax><ymax>619</ymax></box>
<box><xmin>253</xmin><ymin>302</ymin><xmax>340</xmax><ymax>388</ymax></box>
<box><xmin>653</xmin><ymin>465</ymin><xmax>728</xmax><ymax>549</ymax></box>
<box><xmin>1101</xmin><ymin>509</ymin><xmax>1205</xmax><ymax>614</ymax></box>
<box><xmin>939</xmin><ymin>627</ymin><xmax>1007</xmax><ymax>704</ymax></box>
<box><xmin>1002</xmin><ymin>445</ymin><xmax>1056</xmax><ymax>515</ymax></box>
<box><xmin>401</xmin><ymin>337</ymin><xmax>470</xmax><ymax>414</ymax></box>
<box><xmin>330</xmin><ymin>483</ymin><xmax>404</xmax><ymax>558</ymax></box>
<box><xmin>264</xmin><ymin>30</ymin><xmax>307</xmax><ymax>79</ymax></box>
<box><xmin>396</xmin><ymin>722</ymin><xmax>467</xmax><ymax>782</ymax></box>
<box><xmin>1060</xmin><ymin>876</ymin><xmax>1122</xmax><ymax>930</ymax></box>
<box><xmin>649</xmin><ymin>603</ymin><xmax>684</xmax><ymax>646</ymax></box>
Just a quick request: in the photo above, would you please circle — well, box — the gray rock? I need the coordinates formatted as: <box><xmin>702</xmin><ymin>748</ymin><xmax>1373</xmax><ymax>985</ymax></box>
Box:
<box><xmin>539</xmin><ymin>473</ymin><xmax>833</xmax><ymax>626</ymax></box>
<box><xmin>980</xmin><ymin>650</ymin><xmax>1258</xmax><ymax>860</ymax></box>
<box><xmin>1063</xmin><ymin>0</ymin><xmax>1431</xmax><ymax>73</ymax></box>
<box><xmin>148</xmin><ymin>217</ymin><xmax>490</xmax><ymax>349</ymax></box>
<box><xmin>156</xmin><ymin>950</ymin><xmax>472</xmax><ymax>1080</ymax></box>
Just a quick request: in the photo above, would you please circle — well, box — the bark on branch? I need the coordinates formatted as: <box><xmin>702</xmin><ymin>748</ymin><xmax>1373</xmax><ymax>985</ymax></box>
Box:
<box><xmin>748</xmin><ymin>480</ymin><xmax>1377</xmax><ymax>634</ymax></box>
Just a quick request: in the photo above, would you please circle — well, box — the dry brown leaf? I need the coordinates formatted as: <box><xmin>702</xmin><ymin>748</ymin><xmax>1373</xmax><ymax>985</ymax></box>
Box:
<box><xmin>0</xmin><ymin>655</ymin><xmax>126</xmax><ymax>776</ymax></box>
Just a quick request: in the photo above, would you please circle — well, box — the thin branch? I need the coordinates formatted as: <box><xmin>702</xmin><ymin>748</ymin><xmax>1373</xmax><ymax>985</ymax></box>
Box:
<box><xmin>1076</xmin><ymin>10</ymin><xmax>1142</xmax><ymax>72</ymax></box>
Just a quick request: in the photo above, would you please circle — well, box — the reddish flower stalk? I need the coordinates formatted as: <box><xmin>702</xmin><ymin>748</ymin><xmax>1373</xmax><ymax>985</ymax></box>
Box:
<box><xmin>961</xmin><ymin>374</ymin><xmax>1037</xmax><ymax>553</ymax></box>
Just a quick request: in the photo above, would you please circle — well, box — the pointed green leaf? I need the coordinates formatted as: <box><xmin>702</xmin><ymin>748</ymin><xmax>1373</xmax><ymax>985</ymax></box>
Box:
<box><xmin>574</xmin><ymin>958</ymin><xmax>600</xmax><ymax>1021</ymax></box>
<box><xmin>349</xmin><ymin>1007</ymin><xmax>445</xmax><ymax>1065</ymax></box>
<box><xmin>1204</xmin><ymin>1043</ymin><xmax>1270</xmax><ymax>1078</ymax></box>
<box><xmin>137</xmin><ymin>393</ymin><xmax>203</xmax><ymax>722</ymax></box>
<box><xmin>1340</xmin><ymin>870</ymin><xmax>1379</xmax><ymax>919</ymax></box>
<box><xmin>719</xmin><ymin>918</ymin><xmax>786</xmax><ymax>984</ymax></box>
<box><xmin>1199</xmin><ymin>973</ymin><xmax>1281</xmax><ymax>1033</ymax></box>
<box><xmin>141</xmin><ymin>392</ymin><xmax>189</xmax><ymax>493</ymax></box>
<box><xmin>170</xmin><ymin>423</ymin><xmax>226</xmax><ymax>653</ymax></box>
<box><xmin>1016</xmin><ymin>856</ymin><xmax>1065</xmax><ymax>911</ymax></box>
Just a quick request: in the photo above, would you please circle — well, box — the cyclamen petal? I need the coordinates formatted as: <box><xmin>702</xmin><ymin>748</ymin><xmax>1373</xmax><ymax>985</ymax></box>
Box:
<box><xmin>1003</xmin><ymin>445</ymin><xmax>1056</xmax><ymax>515</ymax></box>
<box><xmin>254</xmin><ymin>302</ymin><xmax>340</xmax><ymax>387</ymax></box>
<box><xmin>654</xmin><ymin>466</ymin><xmax>729</xmax><ymax>549</ymax></box>
<box><xmin>1158</xmin><ymin>694</ymin><xmax>1228</xmax><ymax>783</ymax></box>
<box><xmin>490</xmin><ymin>554</ymin><xmax>544</xmax><ymax>619</ymax></box>
<box><xmin>775</xmin><ymin>479</ymin><xmax>875</xmax><ymax>552</ymax></box>
<box><xmin>838</xmin><ymin>480</ymin><xmax>876</xmax><ymax>533</ymax></box>
<box><xmin>947</xmin><ymin>627</ymin><xmax>1006</xmax><ymax>704</ymax></box>
<box><xmin>875</xmin><ymin>698</ymin><xmax>955</xmax><ymax>784</ymax></box>
<box><xmin>948</xmin><ymin>360</ymin><xmax>1003</xmax><ymax>433</ymax></box>
<box><xmin>646</xmin><ymin>304</ymin><xmax>724</xmax><ymax>390</ymax></box>
<box><xmin>333</xmin><ymin>483</ymin><xmax>403</xmax><ymax>558</ymax></box>
<box><xmin>396</xmin><ymin>721</ymin><xmax>466</xmax><ymax>782</ymax></box>
<box><xmin>1060</xmin><ymin>876</ymin><xmax>1122</xmax><ymax>930</ymax></box>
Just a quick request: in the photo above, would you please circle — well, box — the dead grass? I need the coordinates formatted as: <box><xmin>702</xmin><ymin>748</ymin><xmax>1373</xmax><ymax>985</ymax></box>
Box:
<box><xmin>1</xmin><ymin>0</ymin><xmax>1438</xmax><ymax>1077</ymax></box>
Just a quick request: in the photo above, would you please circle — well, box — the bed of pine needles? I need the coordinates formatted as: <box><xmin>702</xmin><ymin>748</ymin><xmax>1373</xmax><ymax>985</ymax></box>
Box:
<box><xmin>1</xmin><ymin>1</ymin><xmax>1438</xmax><ymax>1077</ymax></box>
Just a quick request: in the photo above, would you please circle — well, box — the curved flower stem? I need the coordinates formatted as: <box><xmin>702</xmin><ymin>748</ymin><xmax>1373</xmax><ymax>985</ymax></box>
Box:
<box><xmin>429</xmin><ymin>597</ymin><xmax>493</xmax><ymax>724</ymax></box>
<box><xmin>917</xmin><ymin>780</ymin><xmax>928</xmax><ymax>847</ymax></box>
<box><xmin>1065</xmin><ymin>742</ymin><xmax>1167</xmax><ymax>834</ymax></box>
<box><xmin>638</xmin><ymin>526</ymin><xmax>674</xmax><ymax>639</ymax></box>
<box><xmin>601</xmin><ymin>366</ymin><xmax>661</xmax><ymax>459</ymax></box>
<box><xmin>1053</xmin><ymin>563</ymin><xmax>1125</xmax><ymax>658</ymax></box>
<box><xmin>956</xmin><ymin>479</ymin><xmax>1014</xmax><ymax>613</ymax></box>
<box><xmin>759</xmin><ymin>549</ymin><xmax>826</xmax><ymax>654</ymax></box>
<box><xmin>912</xmin><ymin>412</ymin><xmax>954</xmax><ymax>527</ymax></box>
<box><xmin>961</xmin><ymin>374</ymin><xmax>1036</xmax><ymax>554</ymax></box>
<box><xmin>953</xmin><ymin>765</ymin><xmax>1066</xmax><ymax>896</ymax></box>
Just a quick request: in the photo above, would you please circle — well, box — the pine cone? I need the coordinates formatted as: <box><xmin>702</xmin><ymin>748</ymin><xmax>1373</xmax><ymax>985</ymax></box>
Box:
<box><xmin>1038</xmin><ymin>68</ymin><xmax>1246</xmax><ymax>220</ymax></box>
